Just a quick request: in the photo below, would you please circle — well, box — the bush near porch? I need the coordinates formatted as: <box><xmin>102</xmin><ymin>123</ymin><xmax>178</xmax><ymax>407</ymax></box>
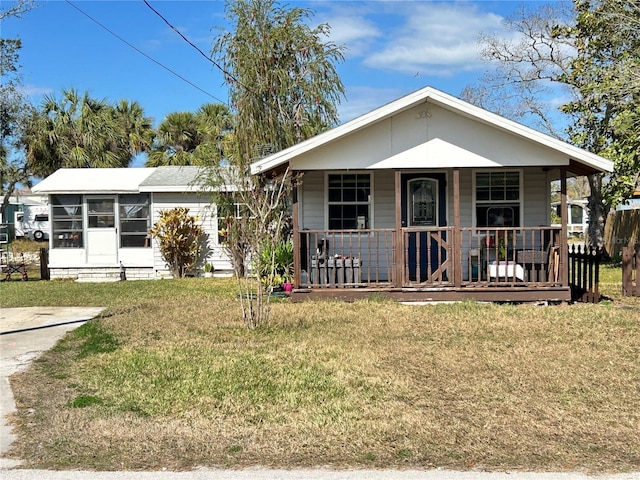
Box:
<box><xmin>0</xmin><ymin>275</ymin><xmax>638</xmax><ymax>472</ymax></box>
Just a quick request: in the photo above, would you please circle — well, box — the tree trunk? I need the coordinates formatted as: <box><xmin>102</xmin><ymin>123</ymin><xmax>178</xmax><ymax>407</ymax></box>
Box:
<box><xmin>587</xmin><ymin>173</ymin><xmax>610</xmax><ymax>249</ymax></box>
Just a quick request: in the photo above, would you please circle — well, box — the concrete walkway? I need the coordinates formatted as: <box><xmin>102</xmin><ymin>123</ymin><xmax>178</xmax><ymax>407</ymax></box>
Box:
<box><xmin>0</xmin><ymin>306</ymin><xmax>106</xmax><ymax>469</ymax></box>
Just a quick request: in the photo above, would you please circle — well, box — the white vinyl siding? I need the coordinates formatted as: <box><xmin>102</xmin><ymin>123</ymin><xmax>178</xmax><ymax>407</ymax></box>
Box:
<box><xmin>300</xmin><ymin>170</ymin><xmax>326</xmax><ymax>230</ymax></box>
<box><xmin>373</xmin><ymin>171</ymin><xmax>395</xmax><ymax>229</ymax></box>
<box><xmin>152</xmin><ymin>193</ymin><xmax>231</xmax><ymax>274</ymax></box>
<box><xmin>522</xmin><ymin>168</ymin><xmax>548</xmax><ymax>227</ymax></box>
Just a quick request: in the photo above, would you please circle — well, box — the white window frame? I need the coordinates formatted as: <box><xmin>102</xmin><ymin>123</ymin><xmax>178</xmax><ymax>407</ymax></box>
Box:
<box><xmin>216</xmin><ymin>194</ymin><xmax>250</xmax><ymax>245</ymax></box>
<box><xmin>472</xmin><ymin>169</ymin><xmax>523</xmax><ymax>228</ymax></box>
<box><xmin>325</xmin><ymin>171</ymin><xmax>374</xmax><ymax>230</ymax></box>
<box><xmin>118</xmin><ymin>193</ymin><xmax>151</xmax><ymax>248</ymax></box>
<box><xmin>51</xmin><ymin>194</ymin><xmax>84</xmax><ymax>249</ymax></box>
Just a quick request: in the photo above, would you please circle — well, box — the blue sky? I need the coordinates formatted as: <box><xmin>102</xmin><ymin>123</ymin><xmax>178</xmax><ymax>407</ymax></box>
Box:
<box><xmin>4</xmin><ymin>0</ymin><xmax>552</xmax><ymax>165</ymax></box>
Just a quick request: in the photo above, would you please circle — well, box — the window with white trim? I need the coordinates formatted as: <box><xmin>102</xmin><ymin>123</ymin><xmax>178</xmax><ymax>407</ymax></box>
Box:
<box><xmin>217</xmin><ymin>194</ymin><xmax>247</xmax><ymax>244</ymax></box>
<box><xmin>475</xmin><ymin>171</ymin><xmax>521</xmax><ymax>227</ymax></box>
<box><xmin>52</xmin><ymin>194</ymin><xmax>83</xmax><ymax>248</ymax></box>
<box><xmin>119</xmin><ymin>194</ymin><xmax>151</xmax><ymax>248</ymax></box>
<box><xmin>327</xmin><ymin>173</ymin><xmax>371</xmax><ymax>230</ymax></box>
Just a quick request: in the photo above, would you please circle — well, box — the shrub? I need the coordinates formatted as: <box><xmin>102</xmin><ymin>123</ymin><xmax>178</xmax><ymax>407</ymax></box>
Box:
<box><xmin>150</xmin><ymin>207</ymin><xmax>204</xmax><ymax>278</ymax></box>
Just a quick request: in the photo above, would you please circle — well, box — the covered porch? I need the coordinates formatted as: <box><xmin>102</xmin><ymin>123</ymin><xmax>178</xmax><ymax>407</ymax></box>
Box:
<box><xmin>290</xmin><ymin>169</ymin><xmax>573</xmax><ymax>303</ymax></box>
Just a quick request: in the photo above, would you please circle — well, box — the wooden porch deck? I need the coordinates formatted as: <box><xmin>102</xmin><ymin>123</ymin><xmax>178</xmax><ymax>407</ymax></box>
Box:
<box><xmin>290</xmin><ymin>286</ymin><xmax>572</xmax><ymax>303</ymax></box>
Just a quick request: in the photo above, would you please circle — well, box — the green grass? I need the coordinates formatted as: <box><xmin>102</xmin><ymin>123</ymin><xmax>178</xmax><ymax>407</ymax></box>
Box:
<box><xmin>2</xmin><ymin>272</ymin><xmax>640</xmax><ymax>472</ymax></box>
<box><xmin>68</xmin><ymin>395</ymin><xmax>103</xmax><ymax>408</ymax></box>
<box><xmin>73</xmin><ymin>321</ymin><xmax>120</xmax><ymax>359</ymax></box>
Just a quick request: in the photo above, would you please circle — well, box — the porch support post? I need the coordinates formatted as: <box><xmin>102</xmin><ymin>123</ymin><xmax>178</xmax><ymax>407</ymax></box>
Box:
<box><xmin>453</xmin><ymin>168</ymin><xmax>462</xmax><ymax>287</ymax></box>
<box><xmin>292</xmin><ymin>171</ymin><xmax>301</xmax><ymax>288</ymax></box>
<box><xmin>559</xmin><ymin>167</ymin><xmax>569</xmax><ymax>287</ymax></box>
<box><xmin>394</xmin><ymin>170</ymin><xmax>403</xmax><ymax>288</ymax></box>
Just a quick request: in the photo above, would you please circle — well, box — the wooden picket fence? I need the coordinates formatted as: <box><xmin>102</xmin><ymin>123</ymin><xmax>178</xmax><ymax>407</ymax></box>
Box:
<box><xmin>622</xmin><ymin>246</ymin><xmax>640</xmax><ymax>297</ymax></box>
<box><xmin>568</xmin><ymin>245</ymin><xmax>602</xmax><ymax>303</ymax></box>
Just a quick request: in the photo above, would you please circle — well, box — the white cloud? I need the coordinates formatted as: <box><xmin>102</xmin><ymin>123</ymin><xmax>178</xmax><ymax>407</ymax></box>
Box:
<box><xmin>20</xmin><ymin>84</ymin><xmax>52</xmax><ymax>98</ymax></box>
<box><xmin>360</xmin><ymin>2</ymin><xmax>505</xmax><ymax>76</ymax></box>
<box><xmin>322</xmin><ymin>14</ymin><xmax>381</xmax><ymax>57</ymax></box>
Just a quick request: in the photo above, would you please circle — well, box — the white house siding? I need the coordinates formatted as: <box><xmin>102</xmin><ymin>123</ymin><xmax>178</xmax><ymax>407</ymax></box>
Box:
<box><xmin>299</xmin><ymin>170</ymin><xmax>396</xmax><ymax>230</ymax></box>
<box><xmin>373</xmin><ymin>170</ymin><xmax>395</xmax><ymax>229</ymax></box>
<box><xmin>151</xmin><ymin>192</ymin><xmax>232</xmax><ymax>277</ymax></box>
<box><xmin>522</xmin><ymin>167</ymin><xmax>550</xmax><ymax>227</ymax></box>
<box><xmin>291</xmin><ymin>103</ymin><xmax>574</xmax><ymax>172</ymax></box>
<box><xmin>299</xmin><ymin>170</ymin><xmax>325</xmax><ymax>230</ymax></box>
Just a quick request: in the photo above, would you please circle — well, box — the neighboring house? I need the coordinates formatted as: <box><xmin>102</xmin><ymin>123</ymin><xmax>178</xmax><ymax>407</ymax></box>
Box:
<box><xmin>251</xmin><ymin>86</ymin><xmax>614</xmax><ymax>302</ymax></box>
<box><xmin>32</xmin><ymin>166</ymin><xmax>232</xmax><ymax>281</ymax></box>
<box><xmin>551</xmin><ymin>199</ymin><xmax>589</xmax><ymax>235</ymax></box>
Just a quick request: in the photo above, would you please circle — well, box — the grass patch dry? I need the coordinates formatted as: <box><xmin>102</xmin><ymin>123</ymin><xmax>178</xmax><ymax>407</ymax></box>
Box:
<box><xmin>2</xmin><ymin>276</ymin><xmax>640</xmax><ymax>472</ymax></box>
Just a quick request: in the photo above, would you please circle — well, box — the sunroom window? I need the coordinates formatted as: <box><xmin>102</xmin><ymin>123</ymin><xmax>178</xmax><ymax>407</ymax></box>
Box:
<box><xmin>119</xmin><ymin>194</ymin><xmax>151</xmax><ymax>248</ymax></box>
<box><xmin>475</xmin><ymin>171</ymin><xmax>521</xmax><ymax>227</ymax></box>
<box><xmin>52</xmin><ymin>194</ymin><xmax>83</xmax><ymax>248</ymax></box>
<box><xmin>327</xmin><ymin>173</ymin><xmax>371</xmax><ymax>230</ymax></box>
<box><xmin>217</xmin><ymin>194</ymin><xmax>247</xmax><ymax>244</ymax></box>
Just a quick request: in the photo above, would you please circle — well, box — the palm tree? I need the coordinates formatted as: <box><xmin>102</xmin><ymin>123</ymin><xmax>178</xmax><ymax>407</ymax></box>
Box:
<box><xmin>114</xmin><ymin>99</ymin><xmax>154</xmax><ymax>159</ymax></box>
<box><xmin>24</xmin><ymin>88</ymin><xmax>153</xmax><ymax>178</ymax></box>
<box><xmin>146</xmin><ymin>103</ymin><xmax>233</xmax><ymax>167</ymax></box>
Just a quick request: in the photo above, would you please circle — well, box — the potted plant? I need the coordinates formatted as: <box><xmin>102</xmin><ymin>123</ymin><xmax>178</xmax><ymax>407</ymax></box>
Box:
<box><xmin>276</xmin><ymin>240</ymin><xmax>294</xmax><ymax>293</ymax></box>
<box><xmin>258</xmin><ymin>239</ymin><xmax>294</xmax><ymax>293</ymax></box>
<box><xmin>203</xmin><ymin>262</ymin><xmax>214</xmax><ymax>278</ymax></box>
<box><xmin>281</xmin><ymin>271</ymin><xmax>293</xmax><ymax>293</ymax></box>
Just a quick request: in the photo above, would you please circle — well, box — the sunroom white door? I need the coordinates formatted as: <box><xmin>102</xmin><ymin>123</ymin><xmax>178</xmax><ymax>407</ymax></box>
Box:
<box><xmin>86</xmin><ymin>196</ymin><xmax>118</xmax><ymax>265</ymax></box>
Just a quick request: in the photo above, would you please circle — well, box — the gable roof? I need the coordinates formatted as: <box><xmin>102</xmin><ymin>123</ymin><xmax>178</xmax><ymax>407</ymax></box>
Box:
<box><xmin>139</xmin><ymin>166</ymin><xmax>204</xmax><ymax>192</ymax></box>
<box><xmin>32</xmin><ymin>168</ymin><xmax>156</xmax><ymax>194</ymax></box>
<box><xmin>32</xmin><ymin>166</ymin><xmax>235</xmax><ymax>195</ymax></box>
<box><xmin>250</xmin><ymin>86</ymin><xmax>614</xmax><ymax>175</ymax></box>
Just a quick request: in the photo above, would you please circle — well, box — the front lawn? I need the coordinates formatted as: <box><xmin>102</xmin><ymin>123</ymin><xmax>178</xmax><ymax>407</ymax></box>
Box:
<box><xmin>1</xmin><ymin>274</ymin><xmax>639</xmax><ymax>472</ymax></box>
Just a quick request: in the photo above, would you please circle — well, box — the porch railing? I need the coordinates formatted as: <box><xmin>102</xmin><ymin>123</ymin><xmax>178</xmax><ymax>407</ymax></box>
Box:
<box><xmin>297</xmin><ymin>229</ymin><xmax>396</xmax><ymax>288</ymax></box>
<box><xmin>296</xmin><ymin>226</ymin><xmax>565</xmax><ymax>289</ymax></box>
<box><xmin>459</xmin><ymin>227</ymin><xmax>562</xmax><ymax>287</ymax></box>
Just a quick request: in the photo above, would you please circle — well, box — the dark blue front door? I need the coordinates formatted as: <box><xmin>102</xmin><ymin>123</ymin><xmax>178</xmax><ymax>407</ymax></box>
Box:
<box><xmin>401</xmin><ymin>173</ymin><xmax>447</xmax><ymax>282</ymax></box>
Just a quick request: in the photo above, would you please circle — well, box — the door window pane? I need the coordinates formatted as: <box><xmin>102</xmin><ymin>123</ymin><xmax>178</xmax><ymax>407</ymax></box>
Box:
<box><xmin>88</xmin><ymin>199</ymin><xmax>115</xmax><ymax>228</ymax></box>
<box><xmin>409</xmin><ymin>179</ymin><xmax>437</xmax><ymax>226</ymax></box>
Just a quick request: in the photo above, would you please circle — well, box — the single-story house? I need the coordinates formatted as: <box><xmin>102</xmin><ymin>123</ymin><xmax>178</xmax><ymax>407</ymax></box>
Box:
<box><xmin>251</xmin><ymin>86</ymin><xmax>614</xmax><ymax>302</ymax></box>
<box><xmin>551</xmin><ymin>199</ymin><xmax>589</xmax><ymax>235</ymax></box>
<box><xmin>32</xmin><ymin>166</ymin><xmax>233</xmax><ymax>281</ymax></box>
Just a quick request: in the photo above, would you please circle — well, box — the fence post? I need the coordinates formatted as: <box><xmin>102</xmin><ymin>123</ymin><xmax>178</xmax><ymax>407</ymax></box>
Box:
<box><xmin>39</xmin><ymin>247</ymin><xmax>50</xmax><ymax>280</ymax></box>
